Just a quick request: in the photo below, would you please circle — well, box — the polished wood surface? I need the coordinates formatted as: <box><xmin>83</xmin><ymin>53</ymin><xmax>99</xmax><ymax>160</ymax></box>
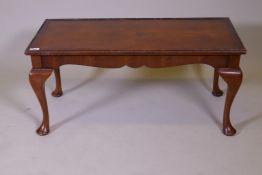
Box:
<box><xmin>212</xmin><ymin>68</ymin><xmax>224</xmax><ymax>97</ymax></box>
<box><xmin>218</xmin><ymin>68</ymin><xmax>243</xmax><ymax>136</ymax></box>
<box><xmin>25</xmin><ymin>18</ymin><xmax>246</xmax><ymax>136</ymax></box>
<box><xmin>29</xmin><ymin>69</ymin><xmax>52</xmax><ymax>136</ymax></box>
<box><xmin>25</xmin><ymin>18</ymin><xmax>245</xmax><ymax>56</ymax></box>
<box><xmin>51</xmin><ymin>68</ymin><xmax>63</xmax><ymax>97</ymax></box>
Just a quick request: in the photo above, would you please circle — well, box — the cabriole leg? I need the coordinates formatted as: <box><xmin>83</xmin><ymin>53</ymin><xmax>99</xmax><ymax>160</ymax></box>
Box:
<box><xmin>218</xmin><ymin>68</ymin><xmax>242</xmax><ymax>136</ymax></box>
<box><xmin>29</xmin><ymin>69</ymin><xmax>53</xmax><ymax>136</ymax></box>
<box><xmin>212</xmin><ymin>68</ymin><xmax>223</xmax><ymax>96</ymax></box>
<box><xmin>52</xmin><ymin>68</ymin><xmax>63</xmax><ymax>97</ymax></box>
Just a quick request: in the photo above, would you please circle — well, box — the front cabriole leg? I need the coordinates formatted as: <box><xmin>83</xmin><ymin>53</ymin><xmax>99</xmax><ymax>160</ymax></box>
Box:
<box><xmin>218</xmin><ymin>68</ymin><xmax>242</xmax><ymax>136</ymax></box>
<box><xmin>29</xmin><ymin>69</ymin><xmax>53</xmax><ymax>136</ymax></box>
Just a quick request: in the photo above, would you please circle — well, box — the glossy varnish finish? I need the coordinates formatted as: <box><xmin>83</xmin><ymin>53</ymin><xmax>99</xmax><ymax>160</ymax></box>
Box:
<box><xmin>26</xmin><ymin>18</ymin><xmax>245</xmax><ymax>56</ymax></box>
<box><xmin>25</xmin><ymin>18</ymin><xmax>246</xmax><ymax>136</ymax></box>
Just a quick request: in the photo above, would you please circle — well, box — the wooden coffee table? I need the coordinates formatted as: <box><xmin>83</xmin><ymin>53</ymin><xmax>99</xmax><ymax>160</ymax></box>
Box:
<box><xmin>25</xmin><ymin>18</ymin><xmax>246</xmax><ymax>136</ymax></box>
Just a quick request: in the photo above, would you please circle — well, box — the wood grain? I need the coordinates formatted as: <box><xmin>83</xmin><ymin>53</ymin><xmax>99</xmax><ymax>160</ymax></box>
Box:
<box><xmin>25</xmin><ymin>18</ymin><xmax>246</xmax><ymax>56</ymax></box>
<box><xmin>25</xmin><ymin>18</ymin><xmax>246</xmax><ymax>136</ymax></box>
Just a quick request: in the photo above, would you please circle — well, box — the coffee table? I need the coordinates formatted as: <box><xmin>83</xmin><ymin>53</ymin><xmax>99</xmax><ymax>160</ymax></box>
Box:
<box><xmin>25</xmin><ymin>18</ymin><xmax>246</xmax><ymax>136</ymax></box>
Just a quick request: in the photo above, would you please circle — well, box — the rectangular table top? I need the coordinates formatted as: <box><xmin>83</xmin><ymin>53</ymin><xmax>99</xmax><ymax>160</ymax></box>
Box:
<box><xmin>25</xmin><ymin>18</ymin><xmax>246</xmax><ymax>56</ymax></box>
